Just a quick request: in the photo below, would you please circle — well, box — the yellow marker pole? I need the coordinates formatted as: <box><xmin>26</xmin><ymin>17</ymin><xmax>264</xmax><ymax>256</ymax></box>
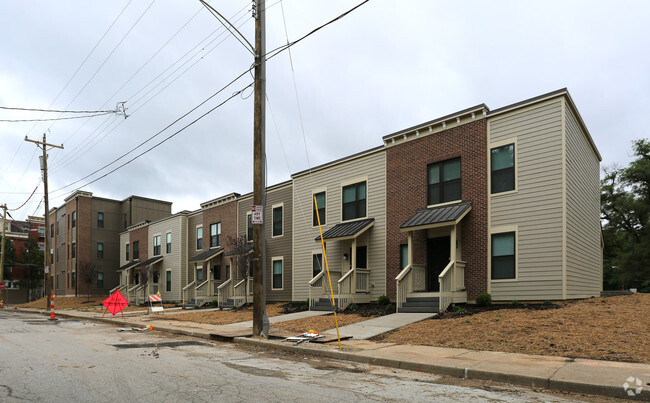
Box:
<box><xmin>314</xmin><ymin>196</ymin><xmax>342</xmax><ymax>350</ymax></box>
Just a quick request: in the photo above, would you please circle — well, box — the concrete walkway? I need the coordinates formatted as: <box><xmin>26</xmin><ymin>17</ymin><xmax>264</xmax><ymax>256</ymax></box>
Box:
<box><xmin>10</xmin><ymin>307</ymin><xmax>650</xmax><ymax>400</ymax></box>
<box><xmin>323</xmin><ymin>312</ymin><xmax>435</xmax><ymax>340</ymax></box>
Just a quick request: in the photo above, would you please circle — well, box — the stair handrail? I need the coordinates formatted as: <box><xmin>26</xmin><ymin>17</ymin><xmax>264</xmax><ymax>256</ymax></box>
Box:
<box><xmin>217</xmin><ymin>278</ymin><xmax>232</xmax><ymax>307</ymax></box>
<box><xmin>438</xmin><ymin>260</ymin><xmax>455</xmax><ymax>313</ymax></box>
<box><xmin>395</xmin><ymin>264</ymin><xmax>412</xmax><ymax>313</ymax></box>
<box><xmin>233</xmin><ymin>278</ymin><xmax>247</xmax><ymax>307</ymax></box>
<box><xmin>182</xmin><ymin>280</ymin><xmax>196</xmax><ymax>307</ymax></box>
<box><xmin>308</xmin><ymin>270</ymin><xmax>325</xmax><ymax>309</ymax></box>
<box><xmin>336</xmin><ymin>269</ymin><xmax>355</xmax><ymax>311</ymax></box>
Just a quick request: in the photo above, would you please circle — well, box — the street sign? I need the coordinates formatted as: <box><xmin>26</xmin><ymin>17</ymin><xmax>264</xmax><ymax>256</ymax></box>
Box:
<box><xmin>251</xmin><ymin>205</ymin><xmax>263</xmax><ymax>224</ymax></box>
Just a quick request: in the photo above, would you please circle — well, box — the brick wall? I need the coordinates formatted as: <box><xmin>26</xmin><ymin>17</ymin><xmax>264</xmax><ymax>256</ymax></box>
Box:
<box><xmin>385</xmin><ymin>119</ymin><xmax>488</xmax><ymax>301</ymax></box>
<box><xmin>202</xmin><ymin>200</ymin><xmax>237</xmax><ymax>281</ymax></box>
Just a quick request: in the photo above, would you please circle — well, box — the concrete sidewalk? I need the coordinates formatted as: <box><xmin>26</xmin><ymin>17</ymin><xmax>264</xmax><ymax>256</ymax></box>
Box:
<box><xmin>226</xmin><ymin>309</ymin><xmax>330</xmax><ymax>328</ymax></box>
<box><xmin>10</xmin><ymin>307</ymin><xmax>650</xmax><ymax>401</ymax></box>
<box><xmin>323</xmin><ymin>312</ymin><xmax>435</xmax><ymax>340</ymax></box>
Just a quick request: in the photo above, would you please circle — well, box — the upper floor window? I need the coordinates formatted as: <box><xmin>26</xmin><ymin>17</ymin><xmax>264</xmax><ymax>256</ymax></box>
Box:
<box><xmin>153</xmin><ymin>235</ymin><xmax>161</xmax><ymax>256</ymax></box>
<box><xmin>125</xmin><ymin>244</ymin><xmax>130</xmax><ymax>261</ymax></box>
<box><xmin>97</xmin><ymin>242</ymin><xmax>104</xmax><ymax>259</ymax></box>
<box><xmin>133</xmin><ymin>241</ymin><xmax>140</xmax><ymax>260</ymax></box>
<box><xmin>97</xmin><ymin>273</ymin><xmax>104</xmax><ymax>288</ymax></box>
<box><xmin>97</xmin><ymin>212</ymin><xmax>104</xmax><ymax>228</ymax></box>
<box><xmin>272</xmin><ymin>206</ymin><xmax>283</xmax><ymax>237</ymax></box>
<box><xmin>491</xmin><ymin>232</ymin><xmax>516</xmax><ymax>280</ymax></box>
<box><xmin>124</xmin><ymin>213</ymin><xmax>127</xmax><ymax>229</ymax></box>
<box><xmin>342</xmin><ymin>182</ymin><xmax>366</xmax><ymax>221</ymax></box>
<box><xmin>38</xmin><ymin>227</ymin><xmax>45</xmax><ymax>238</ymax></box>
<box><xmin>196</xmin><ymin>227</ymin><xmax>203</xmax><ymax>250</ymax></box>
<box><xmin>50</xmin><ymin>224</ymin><xmax>54</xmax><ymax>238</ymax></box>
<box><xmin>166</xmin><ymin>232</ymin><xmax>172</xmax><ymax>253</ymax></box>
<box><xmin>313</xmin><ymin>192</ymin><xmax>326</xmax><ymax>226</ymax></box>
<box><xmin>71</xmin><ymin>211</ymin><xmax>77</xmax><ymax>228</ymax></box>
<box><xmin>428</xmin><ymin>158</ymin><xmax>461</xmax><ymax>205</ymax></box>
<box><xmin>247</xmin><ymin>213</ymin><xmax>253</xmax><ymax>242</ymax></box>
<box><xmin>71</xmin><ymin>242</ymin><xmax>76</xmax><ymax>259</ymax></box>
<box><xmin>210</xmin><ymin>223</ymin><xmax>221</xmax><ymax>247</ymax></box>
<box><xmin>491</xmin><ymin>144</ymin><xmax>515</xmax><ymax>193</ymax></box>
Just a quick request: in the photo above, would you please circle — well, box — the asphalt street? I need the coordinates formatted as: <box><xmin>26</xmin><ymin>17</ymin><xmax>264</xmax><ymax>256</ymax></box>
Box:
<box><xmin>0</xmin><ymin>311</ymin><xmax>579</xmax><ymax>402</ymax></box>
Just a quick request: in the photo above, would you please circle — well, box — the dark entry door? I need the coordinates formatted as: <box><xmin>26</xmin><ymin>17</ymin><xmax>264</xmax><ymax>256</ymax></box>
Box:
<box><xmin>427</xmin><ymin>236</ymin><xmax>450</xmax><ymax>292</ymax></box>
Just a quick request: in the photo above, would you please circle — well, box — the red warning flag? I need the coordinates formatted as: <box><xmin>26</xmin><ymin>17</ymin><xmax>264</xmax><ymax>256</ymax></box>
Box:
<box><xmin>102</xmin><ymin>290</ymin><xmax>129</xmax><ymax>316</ymax></box>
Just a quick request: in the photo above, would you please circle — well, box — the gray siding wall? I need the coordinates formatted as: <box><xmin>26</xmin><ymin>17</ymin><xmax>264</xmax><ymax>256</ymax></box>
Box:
<box><xmin>565</xmin><ymin>104</ymin><xmax>601</xmax><ymax>298</ymax></box>
<box><xmin>292</xmin><ymin>150</ymin><xmax>386</xmax><ymax>301</ymax></box>
<box><xmin>148</xmin><ymin>215</ymin><xmax>187</xmax><ymax>302</ymax></box>
<box><xmin>236</xmin><ymin>183</ymin><xmax>294</xmax><ymax>301</ymax></box>
<box><xmin>489</xmin><ymin>99</ymin><xmax>564</xmax><ymax>300</ymax></box>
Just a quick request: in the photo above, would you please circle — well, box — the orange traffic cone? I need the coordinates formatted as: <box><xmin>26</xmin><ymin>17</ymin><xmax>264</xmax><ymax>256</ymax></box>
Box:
<box><xmin>1</xmin><ymin>297</ymin><xmax>4</xmax><ymax>308</ymax></box>
<box><xmin>49</xmin><ymin>295</ymin><xmax>57</xmax><ymax>321</ymax></box>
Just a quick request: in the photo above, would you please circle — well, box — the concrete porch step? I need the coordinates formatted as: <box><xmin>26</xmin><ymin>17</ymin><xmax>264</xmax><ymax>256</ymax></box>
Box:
<box><xmin>400</xmin><ymin>296</ymin><xmax>439</xmax><ymax>313</ymax></box>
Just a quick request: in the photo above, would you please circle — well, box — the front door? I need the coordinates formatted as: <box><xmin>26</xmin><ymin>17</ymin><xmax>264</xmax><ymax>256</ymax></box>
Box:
<box><xmin>427</xmin><ymin>236</ymin><xmax>450</xmax><ymax>292</ymax></box>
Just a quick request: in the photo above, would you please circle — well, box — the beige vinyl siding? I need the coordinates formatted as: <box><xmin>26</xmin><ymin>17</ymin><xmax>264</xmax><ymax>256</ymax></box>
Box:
<box><xmin>292</xmin><ymin>150</ymin><xmax>386</xmax><ymax>301</ymax></box>
<box><xmin>489</xmin><ymin>99</ymin><xmax>564</xmax><ymax>300</ymax></box>
<box><xmin>236</xmin><ymin>183</ymin><xmax>293</xmax><ymax>301</ymax></box>
<box><xmin>148</xmin><ymin>215</ymin><xmax>188</xmax><ymax>302</ymax></box>
<box><xmin>564</xmin><ymin>104</ymin><xmax>601</xmax><ymax>298</ymax></box>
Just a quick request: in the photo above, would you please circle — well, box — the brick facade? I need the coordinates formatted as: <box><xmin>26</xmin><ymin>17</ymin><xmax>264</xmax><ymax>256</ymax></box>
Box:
<box><xmin>386</xmin><ymin>119</ymin><xmax>488</xmax><ymax>301</ymax></box>
<box><xmin>202</xmin><ymin>200</ymin><xmax>237</xmax><ymax>281</ymax></box>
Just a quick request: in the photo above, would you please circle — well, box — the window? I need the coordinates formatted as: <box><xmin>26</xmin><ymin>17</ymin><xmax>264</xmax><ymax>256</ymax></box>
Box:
<box><xmin>133</xmin><ymin>241</ymin><xmax>139</xmax><ymax>260</ymax></box>
<box><xmin>125</xmin><ymin>244</ymin><xmax>130</xmax><ymax>261</ymax></box>
<box><xmin>97</xmin><ymin>212</ymin><xmax>104</xmax><ymax>228</ymax></box>
<box><xmin>492</xmin><ymin>232</ymin><xmax>516</xmax><ymax>280</ymax></box>
<box><xmin>71</xmin><ymin>242</ymin><xmax>76</xmax><ymax>259</ymax></box>
<box><xmin>214</xmin><ymin>264</ymin><xmax>221</xmax><ymax>280</ymax></box>
<box><xmin>272</xmin><ymin>205</ymin><xmax>283</xmax><ymax>237</ymax></box>
<box><xmin>196</xmin><ymin>227</ymin><xmax>203</xmax><ymax>250</ymax></box>
<box><xmin>72</xmin><ymin>272</ymin><xmax>76</xmax><ymax>288</ymax></box>
<box><xmin>210</xmin><ymin>223</ymin><xmax>221</xmax><ymax>247</ymax></box>
<box><xmin>97</xmin><ymin>273</ymin><xmax>104</xmax><ymax>288</ymax></box>
<box><xmin>124</xmin><ymin>213</ymin><xmax>127</xmax><ymax>229</ymax></box>
<box><xmin>38</xmin><ymin>228</ymin><xmax>44</xmax><ymax>238</ymax></box>
<box><xmin>166</xmin><ymin>232</ymin><xmax>172</xmax><ymax>253</ymax></box>
<box><xmin>356</xmin><ymin>246</ymin><xmax>367</xmax><ymax>269</ymax></box>
<box><xmin>97</xmin><ymin>242</ymin><xmax>104</xmax><ymax>259</ymax></box>
<box><xmin>312</xmin><ymin>253</ymin><xmax>323</xmax><ymax>278</ymax></box>
<box><xmin>71</xmin><ymin>211</ymin><xmax>77</xmax><ymax>228</ymax></box>
<box><xmin>491</xmin><ymin>144</ymin><xmax>515</xmax><ymax>193</ymax></box>
<box><xmin>166</xmin><ymin>270</ymin><xmax>172</xmax><ymax>292</ymax></box>
<box><xmin>153</xmin><ymin>271</ymin><xmax>160</xmax><ymax>284</ymax></box>
<box><xmin>153</xmin><ymin>235</ymin><xmax>161</xmax><ymax>256</ymax></box>
<box><xmin>197</xmin><ymin>267</ymin><xmax>203</xmax><ymax>282</ymax></box>
<box><xmin>56</xmin><ymin>220</ymin><xmax>59</xmax><ymax>235</ymax></box>
<box><xmin>272</xmin><ymin>258</ymin><xmax>283</xmax><ymax>289</ymax></box>
<box><xmin>428</xmin><ymin>158</ymin><xmax>461</xmax><ymax>205</ymax></box>
<box><xmin>313</xmin><ymin>192</ymin><xmax>326</xmax><ymax>226</ymax></box>
<box><xmin>342</xmin><ymin>182</ymin><xmax>366</xmax><ymax>221</ymax></box>
<box><xmin>50</xmin><ymin>224</ymin><xmax>54</xmax><ymax>238</ymax></box>
<box><xmin>247</xmin><ymin>213</ymin><xmax>253</xmax><ymax>241</ymax></box>
<box><xmin>400</xmin><ymin>244</ymin><xmax>408</xmax><ymax>270</ymax></box>
<box><xmin>226</xmin><ymin>265</ymin><xmax>231</xmax><ymax>281</ymax></box>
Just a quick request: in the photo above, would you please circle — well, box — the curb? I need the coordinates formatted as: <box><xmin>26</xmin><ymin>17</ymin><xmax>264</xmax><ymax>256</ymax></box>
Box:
<box><xmin>9</xmin><ymin>308</ymin><xmax>649</xmax><ymax>401</ymax></box>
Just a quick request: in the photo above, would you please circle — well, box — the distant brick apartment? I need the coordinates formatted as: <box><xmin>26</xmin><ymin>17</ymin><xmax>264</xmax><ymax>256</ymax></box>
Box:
<box><xmin>48</xmin><ymin>191</ymin><xmax>171</xmax><ymax>296</ymax></box>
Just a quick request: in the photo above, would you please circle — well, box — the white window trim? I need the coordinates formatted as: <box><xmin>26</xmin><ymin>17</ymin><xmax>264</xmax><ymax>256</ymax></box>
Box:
<box><xmin>311</xmin><ymin>250</ymin><xmax>324</xmax><ymax>278</ymax></box>
<box><xmin>340</xmin><ymin>177</ymin><xmax>369</xmax><ymax>222</ymax></box>
<box><xmin>166</xmin><ymin>232</ymin><xmax>172</xmax><ymax>254</ymax></box>
<box><xmin>196</xmin><ymin>225</ymin><xmax>203</xmax><ymax>251</ymax></box>
<box><xmin>124</xmin><ymin>243</ymin><xmax>130</xmax><ymax>262</ymax></box>
<box><xmin>166</xmin><ymin>269</ymin><xmax>172</xmax><ymax>292</ymax></box>
<box><xmin>271</xmin><ymin>256</ymin><xmax>283</xmax><ymax>290</ymax></box>
<box><xmin>246</xmin><ymin>211</ymin><xmax>252</xmax><ymax>242</ymax></box>
<box><xmin>489</xmin><ymin>225</ymin><xmax>519</xmax><ymax>282</ymax></box>
<box><xmin>489</xmin><ymin>137</ymin><xmax>518</xmax><ymax>197</ymax></box>
<box><xmin>271</xmin><ymin>203</ymin><xmax>284</xmax><ymax>238</ymax></box>
<box><xmin>312</xmin><ymin>188</ymin><xmax>327</xmax><ymax>228</ymax></box>
<box><xmin>209</xmin><ymin>222</ymin><xmax>221</xmax><ymax>249</ymax></box>
<box><xmin>152</xmin><ymin>233</ymin><xmax>162</xmax><ymax>256</ymax></box>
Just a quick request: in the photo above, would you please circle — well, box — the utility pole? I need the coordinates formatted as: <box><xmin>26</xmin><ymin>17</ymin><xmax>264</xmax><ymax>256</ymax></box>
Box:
<box><xmin>252</xmin><ymin>0</ymin><xmax>268</xmax><ymax>337</ymax></box>
<box><xmin>25</xmin><ymin>134</ymin><xmax>63</xmax><ymax>309</ymax></box>
<box><xmin>0</xmin><ymin>204</ymin><xmax>6</xmax><ymax>284</ymax></box>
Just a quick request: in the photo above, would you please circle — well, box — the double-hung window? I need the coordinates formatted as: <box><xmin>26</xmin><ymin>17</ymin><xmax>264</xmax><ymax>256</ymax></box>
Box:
<box><xmin>153</xmin><ymin>235</ymin><xmax>161</xmax><ymax>256</ymax></box>
<box><xmin>97</xmin><ymin>242</ymin><xmax>104</xmax><ymax>259</ymax></box>
<box><xmin>342</xmin><ymin>182</ymin><xmax>366</xmax><ymax>221</ymax></box>
<box><xmin>491</xmin><ymin>144</ymin><xmax>515</xmax><ymax>193</ymax></box>
<box><xmin>272</xmin><ymin>258</ymin><xmax>283</xmax><ymax>289</ymax></box>
<box><xmin>210</xmin><ymin>223</ymin><xmax>221</xmax><ymax>247</ymax></box>
<box><xmin>97</xmin><ymin>212</ymin><xmax>104</xmax><ymax>228</ymax></box>
<box><xmin>313</xmin><ymin>192</ymin><xmax>326</xmax><ymax>226</ymax></box>
<box><xmin>166</xmin><ymin>270</ymin><xmax>172</xmax><ymax>292</ymax></box>
<box><xmin>166</xmin><ymin>232</ymin><xmax>172</xmax><ymax>253</ymax></box>
<box><xmin>196</xmin><ymin>227</ymin><xmax>203</xmax><ymax>250</ymax></box>
<box><xmin>97</xmin><ymin>273</ymin><xmax>104</xmax><ymax>288</ymax></box>
<box><xmin>125</xmin><ymin>244</ymin><xmax>130</xmax><ymax>261</ymax></box>
<box><xmin>133</xmin><ymin>241</ymin><xmax>139</xmax><ymax>260</ymax></box>
<box><xmin>312</xmin><ymin>253</ymin><xmax>323</xmax><ymax>278</ymax></box>
<box><xmin>247</xmin><ymin>213</ymin><xmax>253</xmax><ymax>242</ymax></box>
<box><xmin>71</xmin><ymin>211</ymin><xmax>77</xmax><ymax>228</ymax></box>
<box><xmin>272</xmin><ymin>205</ymin><xmax>283</xmax><ymax>237</ymax></box>
<box><xmin>71</xmin><ymin>242</ymin><xmax>76</xmax><ymax>259</ymax></box>
<box><xmin>491</xmin><ymin>232</ymin><xmax>516</xmax><ymax>279</ymax></box>
<box><xmin>428</xmin><ymin>158</ymin><xmax>461</xmax><ymax>205</ymax></box>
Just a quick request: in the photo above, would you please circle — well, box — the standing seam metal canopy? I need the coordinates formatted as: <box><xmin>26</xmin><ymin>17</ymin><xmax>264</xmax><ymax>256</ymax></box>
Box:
<box><xmin>400</xmin><ymin>201</ymin><xmax>472</xmax><ymax>230</ymax></box>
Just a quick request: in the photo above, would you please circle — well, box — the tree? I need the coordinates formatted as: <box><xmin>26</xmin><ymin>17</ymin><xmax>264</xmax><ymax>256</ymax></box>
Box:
<box><xmin>78</xmin><ymin>261</ymin><xmax>96</xmax><ymax>301</ymax></box>
<box><xmin>18</xmin><ymin>238</ymin><xmax>44</xmax><ymax>299</ymax></box>
<box><xmin>137</xmin><ymin>265</ymin><xmax>150</xmax><ymax>304</ymax></box>
<box><xmin>601</xmin><ymin>139</ymin><xmax>650</xmax><ymax>291</ymax></box>
<box><xmin>227</xmin><ymin>235</ymin><xmax>253</xmax><ymax>303</ymax></box>
<box><xmin>1</xmin><ymin>237</ymin><xmax>17</xmax><ymax>280</ymax></box>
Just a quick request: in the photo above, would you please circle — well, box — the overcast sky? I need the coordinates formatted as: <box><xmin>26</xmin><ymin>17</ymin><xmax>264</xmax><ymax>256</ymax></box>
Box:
<box><xmin>1</xmin><ymin>0</ymin><xmax>649</xmax><ymax>221</ymax></box>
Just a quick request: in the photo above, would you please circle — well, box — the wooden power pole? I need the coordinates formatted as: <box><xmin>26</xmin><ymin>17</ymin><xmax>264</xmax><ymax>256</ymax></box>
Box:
<box><xmin>25</xmin><ymin>134</ymin><xmax>63</xmax><ymax>309</ymax></box>
<box><xmin>0</xmin><ymin>204</ymin><xmax>6</xmax><ymax>284</ymax></box>
<box><xmin>252</xmin><ymin>0</ymin><xmax>268</xmax><ymax>337</ymax></box>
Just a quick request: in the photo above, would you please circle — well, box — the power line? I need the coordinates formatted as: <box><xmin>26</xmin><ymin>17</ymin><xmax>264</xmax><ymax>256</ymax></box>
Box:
<box><xmin>0</xmin><ymin>112</ymin><xmax>116</xmax><ymax>123</ymax></box>
<box><xmin>7</xmin><ymin>183</ymin><xmax>40</xmax><ymax>212</ymax></box>
<box><xmin>200</xmin><ymin>0</ymin><xmax>254</xmax><ymax>55</ymax></box>
<box><xmin>0</xmin><ymin>106</ymin><xmax>119</xmax><ymax>114</ymax></box>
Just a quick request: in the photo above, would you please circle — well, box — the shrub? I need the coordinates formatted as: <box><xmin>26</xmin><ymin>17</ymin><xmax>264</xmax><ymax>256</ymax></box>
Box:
<box><xmin>475</xmin><ymin>293</ymin><xmax>492</xmax><ymax>307</ymax></box>
<box><xmin>385</xmin><ymin>303</ymin><xmax>395</xmax><ymax>312</ymax></box>
<box><xmin>511</xmin><ymin>300</ymin><xmax>521</xmax><ymax>307</ymax></box>
<box><xmin>542</xmin><ymin>300</ymin><xmax>552</xmax><ymax>306</ymax></box>
<box><xmin>346</xmin><ymin>303</ymin><xmax>359</xmax><ymax>311</ymax></box>
<box><xmin>453</xmin><ymin>306</ymin><xmax>468</xmax><ymax>315</ymax></box>
<box><xmin>377</xmin><ymin>295</ymin><xmax>391</xmax><ymax>306</ymax></box>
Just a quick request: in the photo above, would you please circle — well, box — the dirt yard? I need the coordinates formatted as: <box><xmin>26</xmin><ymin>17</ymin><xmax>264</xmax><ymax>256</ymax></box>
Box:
<box><xmin>374</xmin><ymin>293</ymin><xmax>649</xmax><ymax>363</ymax></box>
<box><xmin>271</xmin><ymin>312</ymin><xmax>374</xmax><ymax>334</ymax></box>
<box><xmin>160</xmin><ymin>303</ymin><xmax>288</xmax><ymax>325</ymax></box>
<box><xmin>16</xmin><ymin>296</ymin><xmax>176</xmax><ymax>312</ymax></box>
